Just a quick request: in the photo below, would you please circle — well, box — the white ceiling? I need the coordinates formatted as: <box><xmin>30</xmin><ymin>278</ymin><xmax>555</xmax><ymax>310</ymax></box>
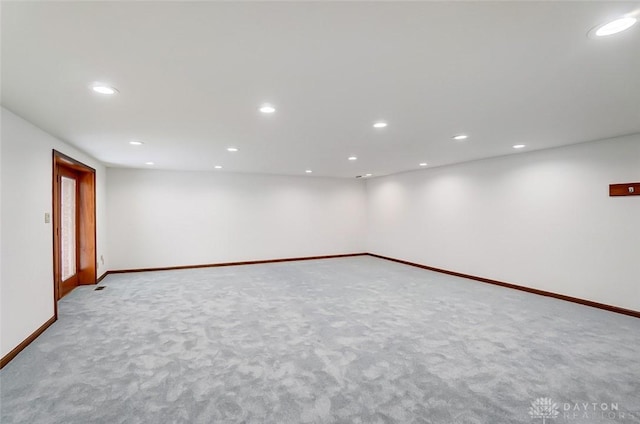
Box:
<box><xmin>2</xmin><ymin>1</ymin><xmax>639</xmax><ymax>178</ymax></box>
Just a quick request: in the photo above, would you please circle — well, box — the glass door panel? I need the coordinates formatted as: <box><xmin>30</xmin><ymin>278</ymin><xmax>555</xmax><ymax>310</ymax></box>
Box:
<box><xmin>61</xmin><ymin>176</ymin><xmax>77</xmax><ymax>281</ymax></box>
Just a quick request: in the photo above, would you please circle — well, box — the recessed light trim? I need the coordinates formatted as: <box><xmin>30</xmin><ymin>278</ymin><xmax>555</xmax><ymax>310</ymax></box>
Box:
<box><xmin>452</xmin><ymin>134</ymin><xmax>468</xmax><ymax>140</ymax></box>
<box><xmin>373</xmin><ymin>122</ymin><xmax>388</xmax><ymax>129</ymax></box>
<box><xmin>348</xmin><ymin>156</ymin><xmax>358</xmax><ymax>161</ymax></box>
<box><xmin>145</xmin><ymin>161</ymin><xmax>154</xmax><ymax>165</ymax></box>
<box><xmin>513</xmin><ymin>144</ymin><xmax>526</xmax><ymax>149</ymax></box>
<box><xmin>227</xmin><ymin>147</ymin><xmax>239</xmax><ymax>152</ymax></box>
<box><xmin>91</xmin><ymin>84</ymin><xmax>118</xmax><ymax>95</ymax></box>
<box><xmin>259</xmin><ymin>104</ymin><xmax>276</xmax><ymax>114</ymax></box>
<box><xmin>419</xmin><ymin>163</ymin><xmax>428</xmax><ymax>167</ymax></box>
<box><xmin>305</xmin><ymin>170</ymin><xmax>313</xmax><ymax>173</ymax></box>
<box><xmin>129</xmin><ymin>140</ymin><xmax>144</xmax><ymax>146</ymax></box>
<box><xmin>364</xmin><ymin>173</ymin><xmax>372</xmax><ymax>177</ymax></box>
<box><xmin>214</xmin><ymin>165</ymin><xmax>222</xmax><ymax>169</ymax></box>
<box><xmin>591</xmin><ymin>17</ymin><xmax>637</xmax><ymax>37</ymax></box>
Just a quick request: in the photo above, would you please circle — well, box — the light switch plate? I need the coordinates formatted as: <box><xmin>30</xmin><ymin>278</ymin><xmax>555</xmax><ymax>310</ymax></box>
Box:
<box><xmin>44</xmin><ymin>212</ymin><xmax>51</xmax><ymax>223</ymax></box>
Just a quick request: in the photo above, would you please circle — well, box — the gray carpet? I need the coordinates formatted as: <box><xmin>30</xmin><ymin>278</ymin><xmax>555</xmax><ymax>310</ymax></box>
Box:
<box><xmin>1</xmin><ymin>256</ymin><xmax>639</xmax><ymax>424</ymax></box>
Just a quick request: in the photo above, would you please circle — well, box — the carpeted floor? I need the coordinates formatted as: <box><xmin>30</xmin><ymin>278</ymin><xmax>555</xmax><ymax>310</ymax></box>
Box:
<box><xmin>1</xmin><ymin>256</ymin><xmax>639</xmax><ymax>424</ymax></box>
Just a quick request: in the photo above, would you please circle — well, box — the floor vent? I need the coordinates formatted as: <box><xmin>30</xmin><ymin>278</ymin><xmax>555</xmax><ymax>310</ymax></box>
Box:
<box><xmin>94</xmin><ymin>286</ymin><xmax>106</xmax><ymax>291</ymax></box>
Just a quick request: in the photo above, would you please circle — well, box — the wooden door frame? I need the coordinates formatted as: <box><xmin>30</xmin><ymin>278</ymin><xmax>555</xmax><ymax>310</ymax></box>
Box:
<box><xmin>52</xmin><ymin>151</ymin><xmax>97</xmax><ymax>308</ymax></box>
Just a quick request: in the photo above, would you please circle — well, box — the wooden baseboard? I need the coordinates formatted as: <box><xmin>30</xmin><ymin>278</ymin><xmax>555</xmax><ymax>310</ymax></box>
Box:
<box><xmin>96</xmin><ymin>271</ymin><xmax>109</xmax><ymax>284</ymax></box>
<box><xmin>0</xmin><ymin>315</ymin><xmax>56</xmax><ymax>369</ymax></box>
<box><xmin>103</xmin><ymin>253</ymin><xmax>368</xmax><ymax>276</ymax></box>
<box><xmin>368</xmin><ymin>253</ymin><xmax>640</xmax><ymax>319</ymax></box>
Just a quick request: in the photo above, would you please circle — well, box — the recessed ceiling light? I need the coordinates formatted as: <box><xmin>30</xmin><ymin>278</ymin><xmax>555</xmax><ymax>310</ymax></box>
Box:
<box><xmin>145</xmin><ymin>161</ymin><xmax>154</xmax><ymax>165</ymax></box>
<box><xmin>452</xmin><ymin>134</ymin><xmax>468</xmax><ymax>140</ymax></box>
<box><xmin>259</xmin><ymin>104</ymin><xmax>276</xmax><ymax>114</ymax></box>
<box><xmin>591</xmin><ymin>17</ymin><xmax>637</xmax><ymax>37</ymax></box>
<box><xmin>214</xmin><ymin>165</ymin><xmax>222</xmax><ymax>169</ymax></box>
<box><xmin>129</xmin><ymin>140</ymin><xmax>144</xmax><ymax>146</ymax></box>
<box><xmin>419</xmin><ymin>163</ymin><xmax>428</xmax><ymax>167</ymax></box>
<box><xmin>373</xmin><ymin>122</ymin><xmax>388</xmax><ymax>129</ymax></box>
<box><xmin>91</xmin><ymin>84</ymin><xmax>118</xmax><ymax>95</ymax></box>
<box><xmin>364</xmin><ymin>173</ymin><xmax>372</xmax><ymax>177</ymax></box>
<box><xmin>348</xmin><ymin>156</ymin><xmax>358</xmax><ymax>161</ymax></box>
<box><xmin>305</xmin><ymin>170</ymin><xmax>313</xmax><ymax>173</ymax></box>
<box><xmin>227</xmin><ymin>147</ymin><xmax>239</xmax><ymax>152</ymax></box>
<box><xmin>513</xmin><ymin>144</ymin><xmax>526</xmax><ymax>149</ymax></box>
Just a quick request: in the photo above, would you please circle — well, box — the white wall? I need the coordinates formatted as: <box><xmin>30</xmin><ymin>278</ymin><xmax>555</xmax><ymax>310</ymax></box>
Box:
<box><xmin>0</xmin><ymin>107</ymin><xmax>109</xmax><ymax>358</ymax></box>
<box><xmin>107</xmin><ymin>169</ymin><xmax>366</xmax><ymax>270</ymax></box>
<box><xmin>366</xmin><ymin>134</ymin><xmax>640</xmax><ymax>311</ymax></box>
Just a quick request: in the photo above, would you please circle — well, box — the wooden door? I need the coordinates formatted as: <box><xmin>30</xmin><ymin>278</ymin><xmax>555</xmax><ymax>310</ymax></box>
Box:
<box><xmin>53</xmin><ymin>151</ymin><xmax>96</xmax><ymax>302</ymax></box>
